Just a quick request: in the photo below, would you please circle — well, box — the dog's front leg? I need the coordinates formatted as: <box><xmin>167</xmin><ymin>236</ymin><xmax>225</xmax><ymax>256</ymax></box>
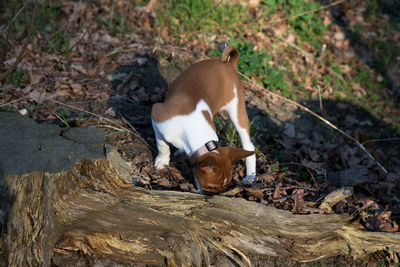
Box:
<box><xmin>152</xmin><ymin>121</ymin><xmax>170</xmax><ymax>169</ymax></box>
<box><xmin>154</xmin><ymin>138</ymin><xmax>170</xmax><ymax>169</ymax></box>
<box><xmin>228</xmin><ymin>115</ymin><xmax>256</xmax><ymax>183</ymax></box>
<box><xmin>236</xmin><ymin>128</ymin><xmax>256</xmax><ymax>184</ymax></box>
<box><xmin>224</xmin><ymin>87</ymin><xmax>257</xmax><ymax>184</ymax></box>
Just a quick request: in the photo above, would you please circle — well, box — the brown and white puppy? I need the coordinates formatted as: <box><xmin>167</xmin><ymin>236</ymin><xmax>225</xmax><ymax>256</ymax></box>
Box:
<box><xmin>151</xmin><ymin>46</ymin><xmax>256</xmax><ymax>193</ymax></box>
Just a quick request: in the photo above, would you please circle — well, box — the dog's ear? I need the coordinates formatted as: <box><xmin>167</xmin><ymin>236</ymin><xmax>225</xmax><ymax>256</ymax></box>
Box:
<box><xmin>225</xmin><ymin>147</ymin><xmax>254</xmax><ymax>164</ymax></box>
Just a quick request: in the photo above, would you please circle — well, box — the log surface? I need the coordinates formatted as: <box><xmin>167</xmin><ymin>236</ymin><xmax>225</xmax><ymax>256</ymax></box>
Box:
<box><xmin>0</xmin><ymin>112</ymin><xmax>399</xmax><ymax>266</ymax></box>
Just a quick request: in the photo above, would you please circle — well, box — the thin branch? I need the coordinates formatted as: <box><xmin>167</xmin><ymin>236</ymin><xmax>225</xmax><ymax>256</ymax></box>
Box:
<box><xmin>316</xmin><ymin>44</ymin><xmax>326</xmax><ymax>112</ymax></box>
<box><xmin>2</xmin><ymin>1</ymin><xmax>29</xmax><ymax>33</ymax></box>
<box><xmin>46</xmin><ymin>22</ymin><xmax>70</xmax><ymax>43</ymax></box>
<box><xmin>46</xmin><ymin>99</ymin><xmax>154</xmax><ymax>152</ymax></box>
<box><xmin>361</xmin><ymin>137</ymin><xmax>400</xmax><ymax>146</ymax></box>
<box><xmin>47</xmin><ymin>99</ymin><xmax>128</xmax><ymax>132</ymax></box>
<box><xmin>190</xmin><ymin>0</ymin><xmax>223</xmax><ymax>31</ymax></box>
<box><xmin>50</xmin><ymin>27</ymin><xmax>89</xmax><ymax>76</ymax></box>
<box><xmin>281</xmin><ymin>162</ymin><xmax>323</xmax><ymax>189</ymax></box>
<box><xmin>239</xmin><ymin>72</ymin><xmax>388</xmax><ymax>174</ymax></box>
<box><xmin>96</xmin><ymin>124</ymin><xmax>126</xmax><ymax>132</ymax></box>
<box><xmin>275</xmin><ymin>33</ymin><xmax>314</xmax><ymax>62</ymax></box>
<box><xmin>120</xmin><ymin>116</ymin><xmax>156</xmax><ymax>153</ymax></box>
<box><xmin>0</xmin><ymin>0</ymin><xmax>38</xmax><ymax>83</ymax></box>
<box><xmin>106</xmin><ymin>46</ymin><xmax>141</xmax><ymax>58</ymax></box>
<box><xmin>51</xmin><ymin>109</ymin><xmax>71</xmax><ymax>128</ymax></box>
<box><xmin>0</xmin><ymin>96</ymin><xmax>28</xmax><ymax>108</ymax></box>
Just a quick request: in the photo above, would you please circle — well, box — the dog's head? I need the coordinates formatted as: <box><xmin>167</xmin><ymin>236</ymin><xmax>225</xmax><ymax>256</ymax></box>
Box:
<box><xmin>194</xmin><ymin>146</ymin><xmax>254</xmax><ymax>193</ymax></box>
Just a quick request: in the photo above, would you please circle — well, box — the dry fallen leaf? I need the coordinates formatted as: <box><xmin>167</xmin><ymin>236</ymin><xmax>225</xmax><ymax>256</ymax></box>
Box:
<box><xmin>273</xmin><ymin>182</ymin><xmax>282</xmax><ymax>199</ymax></box>
<box><xmin>246</xmin><ymin>188</ymin><xmax>264</xmax><ymax>200</ymax></box>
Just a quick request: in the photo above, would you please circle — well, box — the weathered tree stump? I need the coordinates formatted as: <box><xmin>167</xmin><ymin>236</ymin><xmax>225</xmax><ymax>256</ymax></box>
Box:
<box><xmin>0</xmin><ymin>112</ymin><xmax>399</xmax><ymax>266</ymax></box>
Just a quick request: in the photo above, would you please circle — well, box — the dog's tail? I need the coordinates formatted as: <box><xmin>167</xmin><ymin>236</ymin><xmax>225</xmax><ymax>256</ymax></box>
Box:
<box><xmin>221</xmin><ymin>46</ymin><xmax>239</xmax><ymax>68</ymax></box>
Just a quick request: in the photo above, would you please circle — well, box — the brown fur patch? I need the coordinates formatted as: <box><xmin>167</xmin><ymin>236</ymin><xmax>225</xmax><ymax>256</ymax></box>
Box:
<box><xmin>151</xmin><ymin>45</ymin><xmax>247</xmax><ymax>124</ymax></box>
<box><xmin>221</xmin><ymin>46</ymin><xmax>239</xmax><ymax>67</ymax></box>
<box><xmin>151</xmin><ymin>59</ymin><xmax>240</xmax><ymax>123</ymax></box>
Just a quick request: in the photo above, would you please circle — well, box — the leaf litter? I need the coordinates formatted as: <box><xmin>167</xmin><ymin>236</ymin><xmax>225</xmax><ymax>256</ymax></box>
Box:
<box><xmin>0</xmin><ymin>0</ymin><xmax>399</xmax><ymax>234</ymax></box>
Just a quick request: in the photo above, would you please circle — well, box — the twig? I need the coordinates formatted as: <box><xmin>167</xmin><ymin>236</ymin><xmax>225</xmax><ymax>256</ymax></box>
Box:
<box><xmin>120</xmin><ymin>116</ymin><xmax>156</xmax><ymax>153</ymax></box>
<box><xmin>96</xmin><ymin>124</ymin><xmax>126</xmax><ymax>132</ymax></box>
<box><xmin>46</xmin><ymin>22</ymin><xmax>70</xmax><ymax>43</ymax></box>
<box><xmin>105</xmin><ymin>44</ymin><xmax>146</xmax><ymax>57</ymax></box>
<box><xmin>2</xmin><ymin>1</ymin><xmax>29</xmax><ymax>33</ymax></box>
<box><xmin>109</xmin><ymin>0</ymin><xmax>115</xmax><ymax>26</ymax></box>
<box><xmin>52</xmin><ymin>110</ymin><xmax>71</xmax><ymax>128</ymax></box>
<box><xmin>0</xmin><ymin>96</ymin><xmax>28</xmax><ymax>108</ymax></box>
<box><xmin>275</xmin><ymin>33</ymin><xmax>314</xmax><ymax>62</ymax></box>
<box><xmin>0</xmin><ymin>0</ymin><xmax>38</xmax><ymax>83</ymax></box>
<box><xmin>281</xmin><ymin>162</ymin><xmax>323</xmax><ymax>189</ymax></box>
<box><xmin>50</xmin><ymin>27</ymin><xmax>89</xmax><ymax>76</ymax></box>
<box><xmin>317</xmin><ymin>85</ymin><xmax>323</xmax><ymax>112</ymax></box>
<box><xmin>46</xmin><ymin>99</ymin><xmax>154</xmax><ymax>152</ymax></box>
<box><xmin>262</xmin><ymin>186</ymin><xmax>317</xmax><ymax>192</ymax></box>
<box><xmin>361</xmin><ymin>137</ymin><xmax>400</xmax><ymax>146</ymax></box>
<box><xmin>47</xmin><ymin>99</ymin><xmax>129</xmax><ymax>132</ymax></box>
<box><xmin>190</xmin><ymin>0</ymin><xmax>223</xmax><ymax>31</ymax></box>
<box><xmin>152</xmin><ymin>0</ymin><xmax>169</xmax><ymax>55</ymax></box>
<box><xmin>240</xmin><ymin>72</ymin><xmax>388</xmax><ymax>174</ymax></box>
<box><xmin>317</xmin><ymin>44</ymin><xmax>326</xmax><ymax>112</ymax></box>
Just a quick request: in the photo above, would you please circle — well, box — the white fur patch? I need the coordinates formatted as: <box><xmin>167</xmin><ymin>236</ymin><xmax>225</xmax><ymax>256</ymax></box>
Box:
<box><xmin>152</xmin><ymin>99</ymin><xmax>218</xmax><ymax>157</ymax></box>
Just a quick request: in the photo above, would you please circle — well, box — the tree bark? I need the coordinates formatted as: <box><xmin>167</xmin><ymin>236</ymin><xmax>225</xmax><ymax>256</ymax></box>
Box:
<box><xmin>1</xmin><ymin>112</ymin><xmax>399</xmax><ymax>266</ymax></box>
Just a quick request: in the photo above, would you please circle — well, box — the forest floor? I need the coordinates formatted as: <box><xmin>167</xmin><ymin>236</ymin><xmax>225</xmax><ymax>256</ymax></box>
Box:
<box><xmin>1</xmin><ymin>0</ymin><xmax>400</xmax><ymax>265</ymax></box>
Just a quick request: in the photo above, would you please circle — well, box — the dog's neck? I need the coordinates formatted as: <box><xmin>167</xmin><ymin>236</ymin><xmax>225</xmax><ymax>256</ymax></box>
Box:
<box><xmin>190</xmin><ymin>140</ymin><xmax>221</xmax><ymax>164</ymax></box>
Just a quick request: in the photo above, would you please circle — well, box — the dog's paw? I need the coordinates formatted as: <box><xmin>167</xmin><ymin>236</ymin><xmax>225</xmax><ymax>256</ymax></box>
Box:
<box><xmin>154</xmin><ymin>156</ymin><xmax>169</xmax><ymax>169</ymax></box>
<box><xmin>243</xmin><ymin>173</ymin><xmax>256</xmax><ymax>185</ymax></box>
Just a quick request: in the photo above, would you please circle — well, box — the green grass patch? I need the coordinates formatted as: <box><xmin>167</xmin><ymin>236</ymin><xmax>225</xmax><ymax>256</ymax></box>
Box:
<box><xmin>1</xmin><ymin>1</ymin><xmax>71</xmax><ymax>54</ymax></box>
<box><xmin>96</xmin><ymin>7</ymin><xmax>133</xmax><ymax>36</ymax></box>
<box><xmin>215</xmin><ymin>116</ymin><xmax>264</xmax><ymax>156</ymax></box>
<box><xmin>210</xmin><ymin>40</ymin><xmax>294</xmax><ymax>99</ymax></box>
<box><xmin>351</xmin><ymin>0</ymin><xmax>400</xmax><ymax>72</ymax></box>
<box><xmin>262</xmin><ymin>0</ymin><xmax>327</xmax><ymax>49</ymax></box>
<box><xmin>0</xmin><ymin>105</ymin><xmax>17</xmax><ymax>113</ymax></box>
<box><xmin>26</xmin><ymin>103</ymin><xmax>42</xmax><ymax>114</ymax></box>
<box><xmin>131</xmin><ymin>0</ymin><xmax>150</xmax><ymax>7</ymax></box>
<box><xmin>354</xmin><ymin>67</ymin><xmax>380</xmax><ymax>91</ymax></box>
<box><xmin>156</xmin><ymin>0</ymin><xmax>248</xmax><ymax>38</ymax></box>
<box><xmin>6</xmin><ymin>68</ymin><xmax>27</xmax><ymax>86</ymax></box>
<box><xmin>57</xmin><ymin>109</ymin><xmax>70</xmax><ymax>127</ymax></box>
